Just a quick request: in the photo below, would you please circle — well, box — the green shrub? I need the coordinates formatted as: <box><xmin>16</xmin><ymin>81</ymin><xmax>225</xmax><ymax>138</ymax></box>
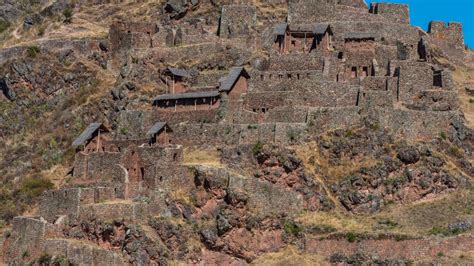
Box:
<box><xmin>439</xmin><ymin>131</ymin><xmax>447</xmax><ymax>140</ymax></box>
<box><xmin>38</xmin><ymin>25</ymin><xmax>46</xmax><ymax>36</ymax></box>
<box><xmin>345</xmin><ymin>129</ymin><xmax>353</xmax><ymax>137</ymax></box>
<box><xmin>38</xmin><ymin>254</ymin><xmax>52</xmax><ymax>265</ymax></box>
<box><xmin>63</xmin><ymin>8</ymin><xmax>73</xmax><ymax>23</ymax></box>
<box><xmin>0</xmin><ymin>20</ymin><xmax>10</xmax><ymax>33</ymax></box>
<box><xmin>429</xmin><ymin>226</ymin><xmax>465</xmax><ymax>236</ymax></box>
<box><xmin>287</xmin><ymin>129</ymin><xmax>297</xmax><ymax>142</ymax></box>
<box><xmin>252</xmin><ymin>141</ymin><xmax>263</xmax><ymax>156</ymax></box>
<box><xmin>283</xmin><ymin>220</ymin><xmax>302</xmax><ymax>237</ymax></box>
<box><xmin>27</xmin><ymin>46</ymin><xmax>40</xmax><ymax>58</ymax></box>
<box><xmin>449</xmin><ymin>146</ymin><xmax>463</xmax><ymax>158</ymax></box>
<box><xmin>378</xmin><ymin>219</ymin><xmax>398</xmax><ymax>229</ymax></box>
<box><xmin>469</xmin><ymin>99</ymin><xmax>474</xmax><ymax>104</ymax></box>
<box><xmin>120</xmin><ymin>127</ymin><xmax>129</xmax><ymax>135</ymax></box>
<box><xmin>369</xmin><ymin>123</ymin><xmax>380</xmax><ymax>131</ymax></box>
<box><xmin>437</xmin><ymin>252</ymin><xmax>444</xmax><ymax>257</ymax></box>
<box><xmin>346</xmin><ymin>232</ymin><xmax>358</xmax><ymax>243</ymax></box>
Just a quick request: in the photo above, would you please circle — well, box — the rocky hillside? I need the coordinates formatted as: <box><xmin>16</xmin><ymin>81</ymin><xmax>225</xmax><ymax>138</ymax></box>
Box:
<box><xmin>0</xmin><ymin>0</ymin><xmax>473</xmax><ymax>265</ymax></box>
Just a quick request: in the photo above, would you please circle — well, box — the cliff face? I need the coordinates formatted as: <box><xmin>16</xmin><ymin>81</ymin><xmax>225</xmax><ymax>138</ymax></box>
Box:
<box><xmin>0</xmin><ymin>0</ymin><xmax>473</xmax><ymax>265</ymax></box>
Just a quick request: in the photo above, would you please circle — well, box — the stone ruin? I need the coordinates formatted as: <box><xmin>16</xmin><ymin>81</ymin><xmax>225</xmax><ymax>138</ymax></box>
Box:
<box><xmin>2</xmin><ymin>0</ymin><xmax>469</xmax><ymax>264</ymax></box>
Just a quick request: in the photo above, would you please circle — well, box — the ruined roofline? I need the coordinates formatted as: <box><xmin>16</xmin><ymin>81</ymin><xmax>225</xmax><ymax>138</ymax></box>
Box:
<box><xmin>428</xmin><ymin>21</ymin><xmax>463</xmax><ymax>33</ymax></box>
<box><xmin>165</xmin><ymin>67</ymin><xmax>191</xmax><ymax>78</ymax></box>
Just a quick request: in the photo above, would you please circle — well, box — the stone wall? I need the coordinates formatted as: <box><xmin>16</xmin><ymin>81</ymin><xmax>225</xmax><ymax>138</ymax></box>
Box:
<box><xmin>3</xmin><ymin>217</ymin><xmax>61</xmax><ymax>265</ymax></box>
<box><xmin>428</xmin><ymin>21</ymin><xmax>465</xmax><ymax>60</ymax></box>
<box><xmin>266</xmin><ymin>54</ymin><xmax>324</xmax><ymax>71</ymax></box>
<box><xmin>72</xmin><ymin>145</ymin><xmax>183</xmax><ymax>196</ymax></box>
<box><xmin>39</xmin><ymin>187</ymin><xmax>117</xmax><ymax>223</ymax></box>
<box><xmin>369</xmin><ymin>3</ymin><xmax>409</xmax><ymax>24</ymax></box>
<box><xmin>43</xmin><ymin>239</ymin><xmax>126</xmax><ymax>265</ymax></box>
<box><xmin>391</xmin><ymin>60</ymin><xmax>433</xmax><ymax>104</ymax></box>
<box><xmin>288</xmin><ymin>0</ymin><xmax>336</xmax><ymax>24</ymax></box>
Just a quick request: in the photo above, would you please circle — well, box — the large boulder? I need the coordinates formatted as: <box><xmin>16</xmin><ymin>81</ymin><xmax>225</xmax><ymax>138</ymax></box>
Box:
<box><xmin>397</xmin><ymin>146</ymin><xmax>420</xmax><ymax>164</ymax></box>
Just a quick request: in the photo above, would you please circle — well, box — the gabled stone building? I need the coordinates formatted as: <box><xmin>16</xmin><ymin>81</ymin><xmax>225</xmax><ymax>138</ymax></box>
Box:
<box><xmin>146</xmin><ymin>122</ymin><xmax>172</xmax><ymax>145</ymax></box>
<box><xmin>162</xmin><ymin>67</ymin><xmax>191</xmax><ymax>94</ymax></box>
<box><xmin>72</xmin><ymin>123</ymin><xmax>111</xmax><ymax>154</ymax></box>
<box><xmin>219</xmin><ymin>66</ymin><xmax>250</xmax><ymax>99</ymax></box>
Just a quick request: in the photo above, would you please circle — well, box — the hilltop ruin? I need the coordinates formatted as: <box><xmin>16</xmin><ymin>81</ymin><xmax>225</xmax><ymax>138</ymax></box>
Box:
<box><xmin>1</xmin><ymin>0</ymin><xmax>472</xmax><ymax>265</ymax></box>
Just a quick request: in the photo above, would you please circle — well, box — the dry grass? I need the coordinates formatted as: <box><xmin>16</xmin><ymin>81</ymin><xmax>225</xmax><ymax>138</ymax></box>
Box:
<box><xmin>380</xmin><ymin>188</ymin><xmax>474</xmax><ymax>236</ymax></box>
<box><xmin>251</xmin><ymin>246</ymin><xmax>328</xmax><ymax>266</ymax></box>
<box><xmin>294</xmin><ymin>142</ymin><xmax>379</xmax><ymax>210</ymax></box>
<box><xmin>295</xmin><ymin>142</ymin><xmax>379</xmax><ymax>183</ymax></box>
<box><xmin>169</xmin><ymin>188</ymin><xmax>195</xmax><ymax>206</ymax></box>
<box><xmin>1</xmin><ymin>1</ymin><xmax>160</xmax><ymax>49</ymax></box>
<box><xmin>40</xmin><ymin>164</ymin><xmax>70</xmax><ymax>188</ymax></box>
<box><xmin>295</xmin><ymin>187</ymin><xmax>474</xmax><ymax>237</ymax></box>
<box><xmin>296</xmin><ymin>211</ymin><xmax>375</xmax><ymax>234</ymax></box>
<box><xmin>182</xmin><ymin>147</ymin><xmax>222</xmax><ymax>166</ymax></box>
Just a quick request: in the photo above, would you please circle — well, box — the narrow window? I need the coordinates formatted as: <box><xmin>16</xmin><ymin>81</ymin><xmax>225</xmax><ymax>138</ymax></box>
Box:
<box><xmin>351</xmin><ymin>67</ymin><xmax>357</xmax><ymax>78</ymax></box>
<box><xmin>433</xmin><ymin>71</ymin><xmax>443</xmax><ymax>87</ymax></box>
<box><xmin>362</xmin><ymin>67</ymin><xmax>369</xmax><ymax>77</ymax></box>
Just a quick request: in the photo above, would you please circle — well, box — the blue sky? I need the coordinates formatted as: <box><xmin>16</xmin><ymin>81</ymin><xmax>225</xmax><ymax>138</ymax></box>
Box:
<box><xmin>366</xmin><ymin>0</ymin><xmax>474</xmax><ymax>48</ymax></box>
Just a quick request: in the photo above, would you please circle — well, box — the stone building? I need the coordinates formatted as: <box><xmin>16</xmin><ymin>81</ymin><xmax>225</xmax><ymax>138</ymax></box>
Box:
<box><xmin>162</xmin><ymin>67</ymin><xmax>191</xmax><ymax>94</ymax></box>
<box><xmin>72</xmin><ymin>123</ymin><xmax>111</xmax><ymax>154</ymax></box>
<box><xmin>273</xmin><ymin>23</ymin><xmax>289</xmax><ymax>54</ymax></box>
<box><xmin>146</xmin><ymin>122</ymin><xmax>172</xmax><ymax>145</ymax></box>
<box><xmin>153</xmin><ymin>91</ymin><xmax>221</xmax><ymax>112</ymax></box>
<box><xmin>219</xmin><ymin>66</ymin><xmax>250</xmax><ymax>99</ymax></box>
<box><xmin>342</xmin><ymin>32</ymin><xmax>378</xmax><ymax>79</ymax></box>
<box><xmin>273</xmin><ymin>23</ymin><xmax>333</xmax><ymax>54</ymax></box>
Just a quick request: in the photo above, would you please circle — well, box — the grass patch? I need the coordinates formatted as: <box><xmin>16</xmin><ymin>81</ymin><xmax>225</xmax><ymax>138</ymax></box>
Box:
<box><xmin>251</xmin><ymin>246</ymin><xmax>326</xmax><ymax>265</ymax></box>
<box><xmin>183</xmin><ymin>147</ymin><xmax>221</xmax><ymax>166</ymax></box>
<box><xmin>15</xmin><ymin>177</ymin><xmax>54</xmax><ymax>204</ymax></box>
<box><xmin>429</xmin><ymin>225</ymin><xmax>468</xmax><ymax>236</ymax></box>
